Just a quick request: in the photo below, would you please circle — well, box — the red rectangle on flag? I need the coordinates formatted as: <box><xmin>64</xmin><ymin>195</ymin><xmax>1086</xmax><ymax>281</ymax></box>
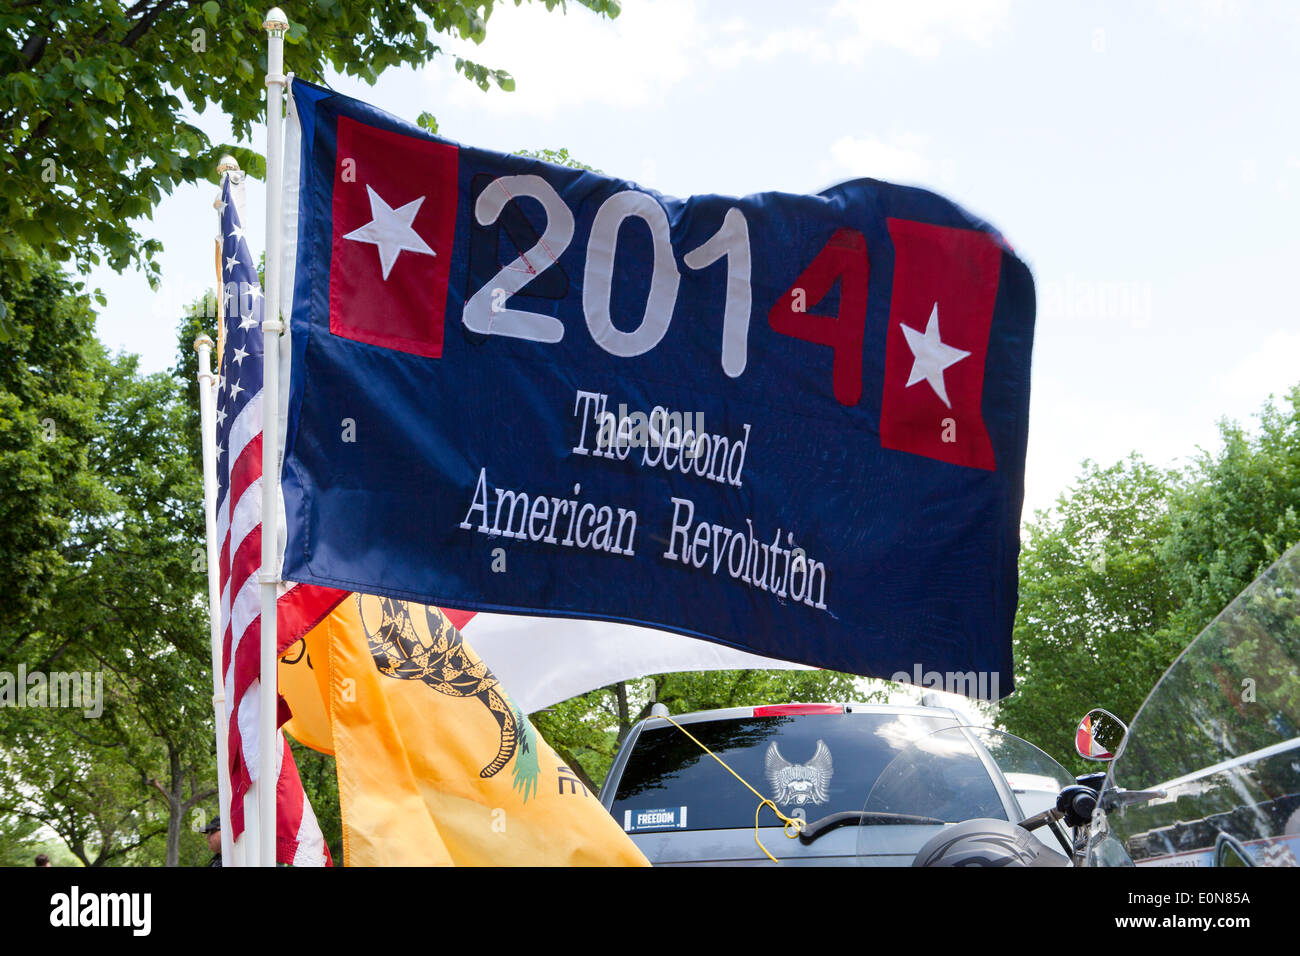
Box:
<box><xmin>329</xmin><ymin>116</ymin><xmax>459</xmax><ymax>358</ymax></box>
<box><xmin>879</xmin><ymin>219</ymin><xmax>1002</xmax><ymax>471</ymax></box>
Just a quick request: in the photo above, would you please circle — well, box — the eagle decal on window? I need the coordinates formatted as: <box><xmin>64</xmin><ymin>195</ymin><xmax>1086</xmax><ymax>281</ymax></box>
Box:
<box><xmin>765</xmin><ymin>740</ymin><xmax>833</xmax><ymax>807</ymax></box>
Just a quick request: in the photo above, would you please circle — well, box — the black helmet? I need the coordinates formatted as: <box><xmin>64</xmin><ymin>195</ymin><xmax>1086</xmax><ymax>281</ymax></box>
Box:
<box><xmin>911</xmin><ymin>819</ymin><xmax>1068</xmax><ymax>867</ymax></box>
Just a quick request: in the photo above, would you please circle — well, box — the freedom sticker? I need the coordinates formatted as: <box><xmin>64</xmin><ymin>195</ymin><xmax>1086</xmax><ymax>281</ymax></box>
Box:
<box><xmin>623</xmin><ymin>806</ymin><xmax>689</xmax><ymax>832</ymax></box>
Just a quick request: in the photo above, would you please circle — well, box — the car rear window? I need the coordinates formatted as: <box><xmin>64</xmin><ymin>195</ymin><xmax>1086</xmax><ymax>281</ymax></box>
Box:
<box><xmin>609</xmin><ymin>712</ymin><xmax>959</xmax><ymax>832</ymax></box>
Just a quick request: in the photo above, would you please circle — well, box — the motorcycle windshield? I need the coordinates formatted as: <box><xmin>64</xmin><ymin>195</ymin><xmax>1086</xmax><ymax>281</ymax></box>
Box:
<box><xmin>859</xmin><ymin>726</ymin><xmax>1075</xmax><ymax>863</ymax></box>
<box><xmin>1090</xmin><ymin>542</ymin><xmax>1300</xmax><ymax>867</ymax></box>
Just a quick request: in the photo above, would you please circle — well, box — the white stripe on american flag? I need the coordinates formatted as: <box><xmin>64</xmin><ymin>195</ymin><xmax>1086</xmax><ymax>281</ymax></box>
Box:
<box><xmin>223</xmin><ymin>576</ymin><xmax>260</xmax><ymax>713</ymax></box>
<box><xmin>223</xmin><ymin>487</ymin><xmax>263</xmax><ymax>640</ymax></box>
<box><xmin>236</xmin><ymin>680</ymin><xmax>264</xmax><ymax>788</ymax></box>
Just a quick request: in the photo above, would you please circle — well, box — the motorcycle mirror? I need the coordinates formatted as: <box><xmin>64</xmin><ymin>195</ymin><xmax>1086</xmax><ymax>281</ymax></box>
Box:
<box><xmin>1213</xmin><ymin>833</ymin><xmax>1255</xmax><ymax>868</ymax></box>
<box><xmin>1075</xmin><ymin>708</ymin><xmax>1128</xmax><ymax>761</ymax></box>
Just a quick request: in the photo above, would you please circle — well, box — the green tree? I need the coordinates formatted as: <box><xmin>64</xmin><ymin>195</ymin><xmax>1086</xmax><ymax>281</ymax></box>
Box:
<box><xmin>0</xmin><ymin>257</ymin><xmax>107</xmax><ymax>645</ymax></box>
<box><xmin>0</xmin><ymin>814</ymin><xmax>77</xmax><ymax>867</ymax></box>
<box><xmin>68</xmin><ymin>352</ymin><xmax>214</xmax><ymax>866</ymax></box>
<box><xmin>999</xmin><ymin>456</ymin><xmax>1185</xmax><ymax>767</ymax></box>
<box><xmin>0</xmin><ymin>0</ymin><xmax>620</xmax><ymax>339</ymax></box>
<box><xmin>1160</xmin><ymin>386</ymin><xmax>1300</xmax><ymax>641</ymax></box>
<box><xmin>0</xmin><ymin>251</ymin><xmax>215</xmax><ymax>865</ymax></box>
<box><xmin>1110</xmin><ymin>387</ymin><xmax>1300</xmax><ymax>788</ymax></box>
<box><xmin>1001</xmin><ymin>388</ymin><xmax>1300</xmax><ymax>769</ymax></box>
<box><xmin>0</xmin><ymin>690</ymin><xmax>172</xmax><ymax>867</ymax></box>
<box><xmin>0</xmin><ymin>351</ymin><xmax>216</xmax><ymax>865</ymax></box>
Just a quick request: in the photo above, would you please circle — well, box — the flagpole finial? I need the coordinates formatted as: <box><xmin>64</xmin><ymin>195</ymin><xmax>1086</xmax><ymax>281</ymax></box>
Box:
<box><xmin>263</xmin><ymin>7</ymin><xmax>288</xmax><ymax>35</ymax></box>
<box><xmin>216</xmin><ymin>155</ymin><xmax>241</xmax><ymax>207</ymax></box>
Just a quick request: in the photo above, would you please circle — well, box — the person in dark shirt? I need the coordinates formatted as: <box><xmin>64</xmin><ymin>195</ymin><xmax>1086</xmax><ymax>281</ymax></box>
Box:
<box><xmin>203</xmin><ymin>818</ymin><xmax>223</xmax><ymax>867</ymax></box>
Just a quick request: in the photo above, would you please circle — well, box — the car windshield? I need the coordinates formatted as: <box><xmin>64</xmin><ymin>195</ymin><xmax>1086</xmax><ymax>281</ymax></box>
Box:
<box><xmin>609</xmin><ymin>712</ymin><xmax>956</xmax><ymax>832</ymax></box>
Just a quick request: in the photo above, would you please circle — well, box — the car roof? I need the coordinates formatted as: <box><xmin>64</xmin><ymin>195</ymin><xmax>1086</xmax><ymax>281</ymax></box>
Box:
<box><xmin>637</xmin><ymin>701</ymin><xmax>967</xmax><ymax>731</ymax></box>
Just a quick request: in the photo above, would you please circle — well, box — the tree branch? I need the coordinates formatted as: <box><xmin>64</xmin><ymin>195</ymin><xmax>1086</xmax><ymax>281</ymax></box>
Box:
<box><xmin>122</xmin><ymin>0</ymin><xmax>186</xmax><ymax>50</ymax></box>
<box><xmin>20</xmin><ymin>34</ymin><xmax>48</xmax><ymax>69</ymax></box>
<box><xmin>147</xmin><ymin>778</ymin><xmax>172</xmax><ymax>804</ymax></box>
<box><xmin>181</xmin><ymin>787</ymin><xmax>216</xmax><ymax>813</ymax></box>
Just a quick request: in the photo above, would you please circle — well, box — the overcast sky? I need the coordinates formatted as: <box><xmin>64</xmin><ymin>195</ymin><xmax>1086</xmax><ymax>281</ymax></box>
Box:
<box><xmin>88</xmin><ymin>0</ymin><xmax>1300</xmax><ymax>519</ymax></box>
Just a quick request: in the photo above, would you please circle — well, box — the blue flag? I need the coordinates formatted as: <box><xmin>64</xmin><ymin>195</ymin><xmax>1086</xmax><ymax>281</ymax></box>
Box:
<box><xmin>279</xmin><ymin>79</ymin><xmax>1036</xmax><ymax>696</ymax></box>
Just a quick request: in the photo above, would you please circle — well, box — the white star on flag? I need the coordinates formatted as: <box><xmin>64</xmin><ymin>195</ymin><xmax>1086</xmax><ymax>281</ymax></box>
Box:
<box><xmin>900</xmin><ymin>303</ymin><xmax>970</xmax><ymax>409</ymax></box>
<box><xmin>228</xmin><ymin>379</ymin><xmax>244</xmax><ymax>400</ymax></box>
<box><xmin>232</xmin><ymin>345</ymin><xmax>249</xmax><ymax>365</ymax></box>
<box><xmin>343</xmin><ymin>185</ymin><xmax>436</xmax><ymax>279</ymax></box>
<box><xmin>228</xmin><ymin>223</ymin><xmax>246</xmax><ymax>243</ymax></box>
<box><xmin>225</xmin><ymin>254</ymin><xmax>238</xmax><ymax>273</ymax></box>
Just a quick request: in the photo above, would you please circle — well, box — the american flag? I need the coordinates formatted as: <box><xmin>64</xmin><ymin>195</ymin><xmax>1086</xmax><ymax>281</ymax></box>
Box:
<box><xmin>215</xmin><ymin>174</ymin><xmax>337</xmax><ymax>865</ymax></box>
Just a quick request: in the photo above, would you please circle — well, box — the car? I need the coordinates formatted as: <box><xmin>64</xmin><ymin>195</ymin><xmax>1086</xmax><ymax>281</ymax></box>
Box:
<box><xmin>599</xmin><ymin>701</ymin><xmax>1077</xmax><ymax>866</ymax></box>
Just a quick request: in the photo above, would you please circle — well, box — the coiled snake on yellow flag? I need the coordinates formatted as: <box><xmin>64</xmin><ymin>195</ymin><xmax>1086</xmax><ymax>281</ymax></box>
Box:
<box><xmin>358</xmin><ymin>593</ymin><xmax>535</xmax><ymax>789</ymax></box>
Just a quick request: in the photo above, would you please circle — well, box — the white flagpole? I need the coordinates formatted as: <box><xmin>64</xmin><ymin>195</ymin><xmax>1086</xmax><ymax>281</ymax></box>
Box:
<box><xmin>194</xmin><ymin>331</ymin><xmax>237</xmax><ymax>867</ymax></box>
<box><xmin>259</xmin><ymin>5</ymin><xmax>290</xmax><ymax>867</ymax></box>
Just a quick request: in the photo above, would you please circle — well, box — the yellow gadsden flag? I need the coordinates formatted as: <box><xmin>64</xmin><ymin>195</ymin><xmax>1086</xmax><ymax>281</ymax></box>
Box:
<box><xmin>280</xmin><ymin>593</ymin><xmax>648</xmax><ymax>866</ymax></box>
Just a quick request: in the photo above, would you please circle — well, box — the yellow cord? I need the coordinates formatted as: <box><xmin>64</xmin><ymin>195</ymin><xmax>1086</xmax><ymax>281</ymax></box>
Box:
<box><xmin>662</xmin><ymin>714</ymin><xmax>804</xmax><ymax>863</ymax></box>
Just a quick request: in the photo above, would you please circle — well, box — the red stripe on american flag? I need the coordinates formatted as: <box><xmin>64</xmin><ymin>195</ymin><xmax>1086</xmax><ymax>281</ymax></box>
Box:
<box><xmin>276</xmin><ymin>737</ymin><xmax>332</xmax><ymax>866</ymax></box>
<box><xmin>231</xmin><ymin>612</ymin><xmax>263</xmax><ymax>719</ymax></box>
<box><xmin>217</xmin><ymin>432</ymin><xmax>260</xmax><ymax>596</ymax></box>
<box><xmin>228</xmin><ymin>432</ymin><xmax>262</xmax><ymax>511</ymax></box>
<box><xmin>277</xmin><ymin>583</ymin><xmax>350</xmax><ymax>653</ymax></box>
